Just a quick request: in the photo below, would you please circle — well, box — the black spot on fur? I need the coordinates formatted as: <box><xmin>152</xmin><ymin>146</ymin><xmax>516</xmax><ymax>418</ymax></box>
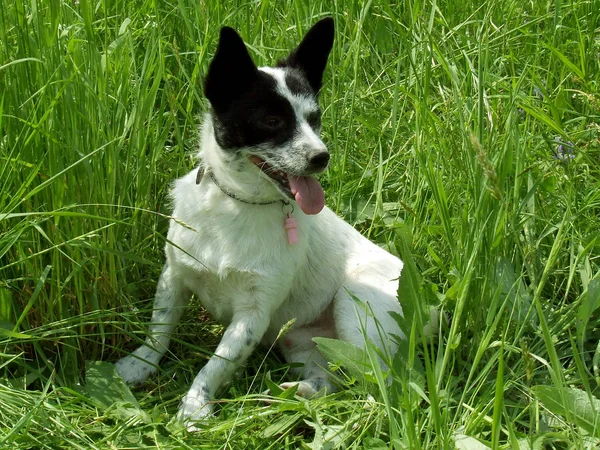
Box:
<box><xmin>309</xmin><ymin>377</ymin><xmax>325</xmax><ymax>391</ymax></box>
<box><xmin>155</xmin><ymin>308</ymin><xmax>170</xmax><ymax>318</ymax></box>
<box><xmin>306</xmin><ymin>109</ymin><xmax>321</xmax><ymax>130</ymax></box>
<box><xmin>244</xmin><ymin>329</ymin><xmax>255</xmax><ymax>348</ymax></box>
<box><xmin>284</xmin><ymin>69</ymin><xmax>314</xmax><ymax>97</ymax></box>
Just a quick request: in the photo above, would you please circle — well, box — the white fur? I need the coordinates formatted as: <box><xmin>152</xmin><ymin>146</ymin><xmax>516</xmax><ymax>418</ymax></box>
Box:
<box><xmin>116</xmin><ymin>68</ymin><xmax>406</xmax><ymax>431</ymax></box>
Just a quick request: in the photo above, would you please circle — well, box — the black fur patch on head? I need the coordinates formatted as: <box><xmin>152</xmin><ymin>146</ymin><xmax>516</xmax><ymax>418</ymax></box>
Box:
<box><xmin>210</xmin><ymin>71</ymin><xmax>297</xmax><ymax>150</ymax></box>
<box><xmin>205</xmin><ymin>20</ymin><xmax>333</xmax><ymax>152</ymax></box>
<box><xmin>284</xmin><ymin>69</ymin><xmax>314</xmax><ymax>97</ymax></box>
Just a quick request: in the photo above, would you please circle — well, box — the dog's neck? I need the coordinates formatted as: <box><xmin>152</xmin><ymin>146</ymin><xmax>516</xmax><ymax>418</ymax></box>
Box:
<box><xmin>199</xmin><ymin>114</ymin><xmax>284</xmax><ymax>205</ymax></box>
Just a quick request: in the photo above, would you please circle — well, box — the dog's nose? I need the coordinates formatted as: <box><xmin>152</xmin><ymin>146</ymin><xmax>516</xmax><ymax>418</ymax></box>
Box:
<box><xmin>308</xmin><ymin>151</ymin><xmax>330</xmax><ymax>169</ymax></box>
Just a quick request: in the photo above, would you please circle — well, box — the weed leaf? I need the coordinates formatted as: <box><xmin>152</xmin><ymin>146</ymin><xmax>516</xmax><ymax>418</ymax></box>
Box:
<box><xmin>453</xmin><ymin>433</ymin><xmax>492</xmax><ymax>450</ymax></box>
<box><xmin>532</xmin><ymin>386</ymin><xmax>600</xmax><ymax>437</ymax></box>
<box><xmin>313</xmin><ymin>337</ymin><xmax>370</xmax><ymax>382</ymax></box>
<box><xmin>85</xmin><ymin>361</ymin><xmax>149</xmax><ymax>423</ymax></box>
<box><xmin>576</xmin><ymin>276</ymin><xmax>600</xmax><ymax>344</ymax></box>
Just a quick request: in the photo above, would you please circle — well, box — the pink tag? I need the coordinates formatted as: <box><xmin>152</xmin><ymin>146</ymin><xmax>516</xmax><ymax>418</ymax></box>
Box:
<box><xmin>284</xmin><ymin>214</ymin><xmax>298</xmax><ymax>245</ymax></box>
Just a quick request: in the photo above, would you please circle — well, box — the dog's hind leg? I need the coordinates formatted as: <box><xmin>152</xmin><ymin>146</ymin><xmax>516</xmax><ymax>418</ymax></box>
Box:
<box><xmin>277</xmin><ymin>311</ymin><xmax>337</xmax><ymax>398</ymax></box>
<box><xmin>332</xmin><ymin>267</ymin><xmax>405</xmax><ymax>371</ymax></box>
<box><xmin>116</xmin><ymin>263</ymin><xmax>190</xmax><ymax>385</ymax></box>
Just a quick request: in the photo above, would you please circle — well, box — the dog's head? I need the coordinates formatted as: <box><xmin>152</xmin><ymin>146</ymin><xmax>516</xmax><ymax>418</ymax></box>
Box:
<box><xmin>204</xmin><ymin>18</ymin><xmax>334</xmax><ymax>215</ymax></box>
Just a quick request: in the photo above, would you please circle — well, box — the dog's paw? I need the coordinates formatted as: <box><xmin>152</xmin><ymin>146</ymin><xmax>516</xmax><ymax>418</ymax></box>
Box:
<box><xmin>177</xmin><ymin>394</ymin><xmax>214</xmax><ymax>432</ymax></box>
<box><xmin>115</xmin><ymin>355</ymin><xmax>157</xmax><ymax>385</ymax></box>
<box><xmin>279</xmin><ymin>381</ymin><xmax>317</xmax><ymax>399</ymax></box>
<box><xmin>263</xmin><ymin>379</ymin><xmax>331</xmax><ymax>402</ymax></box>
<box><xmin>278</xmin><ymin>381</ymin><xmax>318</xmax><ymax>398</ymax></box>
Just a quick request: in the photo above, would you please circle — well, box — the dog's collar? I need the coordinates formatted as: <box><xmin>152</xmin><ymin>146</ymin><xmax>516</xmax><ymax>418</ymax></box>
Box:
<box><xmin>196</xmin><ymin>167</ymin><xmax>299</xmax><ymax>244</ymax></box>
<box><xmin>198</xmin><ymin>167</ymin><xmax>288</xmax><ymax>207</ymax></box>
<box><xmin>209</xmin><ymin>170</ymin><xmax>282</xmax><ymax>205</ymax></box>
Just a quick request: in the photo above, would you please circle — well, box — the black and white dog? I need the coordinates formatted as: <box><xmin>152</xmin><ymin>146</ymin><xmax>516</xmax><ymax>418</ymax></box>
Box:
<box><xmin>116</xmin><ymin>17</ymin><xmax>407</xmax><ymax>430</ymax></box>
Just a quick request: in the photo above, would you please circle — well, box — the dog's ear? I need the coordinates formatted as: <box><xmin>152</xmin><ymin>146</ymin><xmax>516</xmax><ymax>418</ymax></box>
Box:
<box><xmin>278</xmin><ymin>17</ymin><xmax>334</xmax><ymax>94</ymax></box>
<box><xmin>205</xmin><ymin>27</ymin><xmax>258</xmax><ymax>112</ymax></box>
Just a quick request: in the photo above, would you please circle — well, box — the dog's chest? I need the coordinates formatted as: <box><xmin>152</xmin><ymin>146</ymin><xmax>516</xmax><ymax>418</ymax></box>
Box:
<box><xmin>170</xmin><ymin>200</ymin><xmax>306</xmax><ymax>276</ymax></box>
<box><xmin>165</xmin><ymin>171</ymin><xmax>339</xmax><ymax>328</ymax></box>
<box><xmin>182</xmin><ymin>269</ymin><xmax>256</xmax><ymax>324</ymax></box>
<box><xmin>169</xmin><ymin>207</ymin><xmax>308</xmax><ymax>325</ymax></box>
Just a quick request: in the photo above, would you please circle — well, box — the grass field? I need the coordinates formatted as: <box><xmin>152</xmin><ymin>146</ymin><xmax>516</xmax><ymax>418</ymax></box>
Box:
<box><xmin>1</xmin><ymin>0</ymin><xmax>600</xmax><ymax>448</ymax></box>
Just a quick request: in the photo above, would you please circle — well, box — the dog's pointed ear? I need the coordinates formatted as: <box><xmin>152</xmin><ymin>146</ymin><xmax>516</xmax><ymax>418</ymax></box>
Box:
<box><xmin>278</xmin><ymin>17</ymin><xmax>334</xmax><ymax>94</ymax></box>
<box><xmin>204</xmin><ymin>27</ymin><xmax>258</xmax><ymax>112</ymax></box>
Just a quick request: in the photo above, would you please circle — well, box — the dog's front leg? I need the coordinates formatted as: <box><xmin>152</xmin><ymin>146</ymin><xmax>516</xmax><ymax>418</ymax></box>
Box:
<box><xmin>116</xmin><ymin>264</ymin><xmax>190</xmax><ymax>385</ymax></box>
<box><xmin>178</xmin><ymin>305</ymin><xmax>271</xmax><ymax>429</ymax></box>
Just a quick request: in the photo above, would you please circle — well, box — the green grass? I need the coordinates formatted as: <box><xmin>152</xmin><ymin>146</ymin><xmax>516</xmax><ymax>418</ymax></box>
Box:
<box><xmin>1</xmin><ymin>0</ymin><xmax>600</xmax><ymax>448</ymax></box>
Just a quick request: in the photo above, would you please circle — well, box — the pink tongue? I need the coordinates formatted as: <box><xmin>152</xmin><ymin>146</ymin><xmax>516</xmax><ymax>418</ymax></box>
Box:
<box><xmin>288</xmin><ymin>175</ymin><xmax>325</xmax><ymax>215</ymax></box>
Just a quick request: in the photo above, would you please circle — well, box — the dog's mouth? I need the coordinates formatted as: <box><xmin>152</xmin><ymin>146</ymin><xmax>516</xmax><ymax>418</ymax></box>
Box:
<box><xmin>248</xmin><ymin>156</ymin><xmax>325</xmax><ymax>215</ymax></box>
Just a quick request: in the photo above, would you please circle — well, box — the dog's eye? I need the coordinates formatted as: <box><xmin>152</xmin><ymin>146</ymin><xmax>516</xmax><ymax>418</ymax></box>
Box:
<box><xmin>262</xmin><ymin>116</ymin><xmax>283</xmax><ymax>129</ymax></box>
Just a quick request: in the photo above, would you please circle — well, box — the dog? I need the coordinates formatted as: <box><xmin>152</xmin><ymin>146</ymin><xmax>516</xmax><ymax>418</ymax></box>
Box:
<box><xmin>116</xmin><ymin>17</ymin><xmax>407</xmax><ymax>430</ymax></box>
